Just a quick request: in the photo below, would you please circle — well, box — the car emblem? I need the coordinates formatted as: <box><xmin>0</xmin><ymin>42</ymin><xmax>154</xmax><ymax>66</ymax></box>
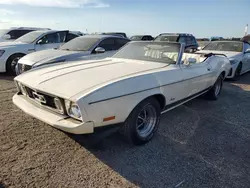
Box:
<box><xmin>32</xmin><ymin>91</ymin><xmax>46</xmax><ymax>104</ymax></box>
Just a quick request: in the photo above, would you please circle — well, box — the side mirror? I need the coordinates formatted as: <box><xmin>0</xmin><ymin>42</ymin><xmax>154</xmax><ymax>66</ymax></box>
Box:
<box><xmin>186</xmin><ymin>58</ymin><xmax>197</xmax><ymax>65</ymax></box>
<box><xmin>3</xmin><ymin>34</ymin><xmax>11</xmax><ymax>40</ymax></box>
<box><xmin>244</xmin><ymin>49</ymin><xmax>250</xmax><ymax>53</ymax></box>
<box><xmin>95</xmin><ymin>47</ymin><xmax>105</xmax><ymax>53</ymax></box>
<box><xmin>37</xmin><ymin>40</ymin><xmax>43</xmax><ymax>45</ymax></box>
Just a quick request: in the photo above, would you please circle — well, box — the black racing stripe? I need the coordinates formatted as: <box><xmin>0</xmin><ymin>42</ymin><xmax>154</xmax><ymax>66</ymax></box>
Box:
<box><xmin>88</xmin><ymin>73</ymin><xmax>212</xmax><ymax>105</ymax></box>
<box><xmin>161</xmin><ymin>87</ymin><xmax>211</xmax><ymax>112</ymax></box>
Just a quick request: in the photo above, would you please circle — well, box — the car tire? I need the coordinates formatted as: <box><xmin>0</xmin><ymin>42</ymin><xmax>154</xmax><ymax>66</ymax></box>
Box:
<box><xmin>206</xmin><ymin>74</ymin><xmax>223</xmax><ymax>100</ymax></box>
<box><xmin>6</xmin><ymin>54</ymin><xmax>25</xmax><ymax>75</ymax></box>
<box><xmin>120</xmin><ymin>98</ymin><xmax>161</xmax><ymax>145</ymax></box>
<box><xmin>232</xmin><ymin>63</ymin><xmax>242</xmax><ymax>81</ymax></box>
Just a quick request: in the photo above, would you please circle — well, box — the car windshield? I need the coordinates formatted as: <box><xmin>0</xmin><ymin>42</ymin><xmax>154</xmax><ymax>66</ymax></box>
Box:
<box><xmin>0</xmin><ymin>29</ymin><xmax>8</xmax><ymax>37</ymax></box>
<box><xmin>154</xmin><ymin>35</ymin><xmax>179</xmax><ymax>42</ymax></box>
<box><xmin>60</xmin><ymin>37</ymin><xmax>100</xmax><ymax>51</ymax></box>
<box><xmin>203</xmin><ymin>41</ymin><xmax>243</xmax><ymax>52</ymax></box>
<box><xmin>113</xmin><ymin>42</ymin><xmax>180</xmax><ymax>64</ymax></box>
<box><xmin>15</xmin><ymin>31</ymin><xmax>45</xmax><ymax>43</ymax></box>
<box><xmin>131</xmin><ymin>36</ymin><xmax>143</xmax><ymax>40</ymax></box>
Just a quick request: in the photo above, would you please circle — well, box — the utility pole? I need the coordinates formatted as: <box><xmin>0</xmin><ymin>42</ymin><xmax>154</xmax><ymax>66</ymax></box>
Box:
<box><xmin>244</xmin><ymin>24</ymin><xmax>248</xmax><ymax>36</ymax></box>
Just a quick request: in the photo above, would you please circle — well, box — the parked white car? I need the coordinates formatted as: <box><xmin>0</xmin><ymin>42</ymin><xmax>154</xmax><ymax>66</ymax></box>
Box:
<box><xmin>13</xmin><ymin>42</ymin><xmax>230</xmax><ymax>145</ymax></box>
<box><xmin>0</xmin><ymin>30</ymin><xmax>81</xmax><ymax>74</ymax></box>
<box><xmin>199</xmin><ymin>41</ymin><xmax>250</xmax><ymax>80</ymax></box>
<box><xmin>16</xmin><ymin>35</ymin><xmax>130</xmax><ymax>75</ymax></box>
<box><xmin>0</xmin><ymin>27</ymin><xmax>50</xmax><ymax>42</ymax></box>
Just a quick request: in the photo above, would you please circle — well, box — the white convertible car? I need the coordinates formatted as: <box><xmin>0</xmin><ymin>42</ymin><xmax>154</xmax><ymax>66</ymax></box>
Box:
<box><xmin>13</xmin><ymin>42</ymin><xmax>230</xmax><ymax>145</ymax></box>
<box><xmin>199</xmin><ymin>41</ymin><xmax>250</xmax><ymax>80</ymax></box>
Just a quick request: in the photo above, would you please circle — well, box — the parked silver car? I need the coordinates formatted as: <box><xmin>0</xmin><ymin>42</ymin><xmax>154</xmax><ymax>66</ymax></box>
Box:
<box><xmin>16</xmin><ymin>35</ymin><xmax>130</xmax><ymax>75</ymax></box>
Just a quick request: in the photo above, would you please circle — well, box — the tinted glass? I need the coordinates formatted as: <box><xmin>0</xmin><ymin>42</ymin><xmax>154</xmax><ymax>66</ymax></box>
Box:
<box><xmin>154</xmin><ymin>35</ymin><xmax>178</xmax><ymax>42</ymax></box>
<box><xmin>98</xmin><ymin>38</ymin><xmax>116</xmax><ymax>51</ymax></box>
<box><xmin>131</xmin><ymin>36</ymin><xmax>143</xmax><ymax>41</ymax></box>
<box><xmin>66</xmin><ymin>33</ymin><xmax>79</xmax><ymax>42</ymax></box>
<box><xmin>186</xmin><ymin>37</ymin><xmax>193</xmax><ymax>45</ymax></box>
<box><xmin>7</xmin><ymin>30</ymin><xmax>29</xmax><ymax>39</ymax></box>
<box><xmin>203</xmin><ymin>41</ymin><xmax>243</xmax><ymax>52</ymax></box>
<box><xmin>60</xmin><ymin>37</ymin><xmax>100</xmax><ymax>51</ymax></box>
<box><xmin>113</xmin><ymin>42</ymin><xmax>181</xmax><ymax>64</ymax></box>
<box><xmin>15</xmin><ymin>31</ymin><xmax>45</xmax><ymax>43</ymax></box>
<box><xmin>115</xmin><ymin>38</ymin><xmax>129</xmax><ymax>49</ymax></box>
<box><xmin>178</xmin><ymin>36</ymin><xmax>186</xmax><ymax>44</ymax></box>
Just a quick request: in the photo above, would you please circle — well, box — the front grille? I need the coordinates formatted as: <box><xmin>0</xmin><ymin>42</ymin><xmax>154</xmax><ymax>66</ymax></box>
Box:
<box><xmin>17</xmin><ymin>63</ymin><xmax>32</xmax><ymax>74</ymax></box>
<box><xmin>24</xmin><ymin>86</ymin><xmax>65</xmax><ymax>114</ymax></box>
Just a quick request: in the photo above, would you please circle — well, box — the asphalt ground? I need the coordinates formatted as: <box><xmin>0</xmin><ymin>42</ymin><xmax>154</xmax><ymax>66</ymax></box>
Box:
<box><xmin>0</xmin><ymin>73</ymin><xmax>249</xmax><ymax>188</ymax></box>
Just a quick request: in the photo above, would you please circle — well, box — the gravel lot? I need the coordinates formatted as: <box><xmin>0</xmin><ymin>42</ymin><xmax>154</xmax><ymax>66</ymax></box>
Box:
<box><xmin>0</xmin><ymin>73</ymin><xmax>250</xmax><ymax>188</ymax></box>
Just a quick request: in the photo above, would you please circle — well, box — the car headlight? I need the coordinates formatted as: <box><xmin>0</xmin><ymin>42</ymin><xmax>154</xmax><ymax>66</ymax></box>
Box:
<box><xmin>65</xmin><ymin>100</ymin><xmax>82</xmax><ymax>120</ymax></box>
<box><xmin>0</xmin><ymin>50</ymin><xmax>5</xmax><ymax>57</ymax></box>
<box><xmin>229</xmin><ymin>59</ymin><xmax>238</xmax><ymax>65</ymax></box>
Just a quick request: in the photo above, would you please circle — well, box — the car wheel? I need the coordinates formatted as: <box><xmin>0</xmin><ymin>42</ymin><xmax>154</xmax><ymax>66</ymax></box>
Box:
<box><xmin>6</xmin><ymin>54</ymin><xmax>24</xmax><ymax>75</ymax></box>
<box><xmin>206</xmin><ymin>74</ymin><xmax>223</xmax><ymax>100</ymax></box>
<box><xmin>120</xmin><ymin>98</ymin><xmax>161</xmax><ymax>145</ymax></box>
<box><xmin>232</xmin><ymin>63</ymin><xmax>242</xmax><ymax>81</ymax></box>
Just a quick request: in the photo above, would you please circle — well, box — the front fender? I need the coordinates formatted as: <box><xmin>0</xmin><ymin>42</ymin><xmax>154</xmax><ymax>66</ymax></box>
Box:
<box><xmin>80</xmin><ymin>74</ymin><xmax>164</xmax><ymax>127</ymax></box>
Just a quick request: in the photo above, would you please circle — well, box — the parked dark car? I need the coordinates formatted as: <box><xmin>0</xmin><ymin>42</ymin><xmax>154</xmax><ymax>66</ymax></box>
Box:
<box><xmin>154</xmin><ymin>33</ymin><xmax>199</xmax><ymax>52</ymax></box>
<box><xmin>130</xmin><ymin>35</ymin><xmax>154</xmax><ymax>41</ymax></box>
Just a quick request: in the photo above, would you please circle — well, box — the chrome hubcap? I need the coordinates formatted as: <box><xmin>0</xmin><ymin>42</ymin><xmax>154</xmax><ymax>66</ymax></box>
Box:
<box><xmin>136</xmin><ymin>104</ymin><xmax>157</xmax><ymax>138</ymax></box>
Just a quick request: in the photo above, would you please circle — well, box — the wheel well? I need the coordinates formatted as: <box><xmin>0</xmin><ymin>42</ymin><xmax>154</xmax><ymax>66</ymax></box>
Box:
<box><xmin>221</xmin><ymin>71</ymin><xmax>226</xmax><ymax>79</ymax></box>
<box><xmin>6</xmin><ymin>53</ymin><xmax>26</xmax><ymax>64</ymax></box>
<box><xmin>151</xmin><ymin>94</ymin><xmax>166</xmax><ymax>110</ymax></box>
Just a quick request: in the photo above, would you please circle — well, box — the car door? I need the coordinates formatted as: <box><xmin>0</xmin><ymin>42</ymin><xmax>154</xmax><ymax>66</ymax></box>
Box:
<box><xmin>35</xmin><ymin>31</ymin><xmax>68</xmax><ymax>51</ymax></box>
<box><xmin>242</xmin><ymin>43</ymin><xmax>250</xmax><ymax>72</ymax></box>
<box><xmin>179</xmin><ymin>57</ymin><xmax>212</xmax><ymax>97</ymax></box>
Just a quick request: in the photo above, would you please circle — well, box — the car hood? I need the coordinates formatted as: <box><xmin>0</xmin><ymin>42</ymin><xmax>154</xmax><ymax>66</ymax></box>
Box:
<box><xmin>19</xmin><ymin>49</ymin><xmax>91</xmax><ymax>66</ymax></box>
<box><xmin>15</xmin><ymin>58</ymin><xmax>166</xmax><ymax>100</ymax></box>
<box><xmin>199</xmin><ymin>50</ymin><xmax>241</xmax><ymax>58</ymax></box>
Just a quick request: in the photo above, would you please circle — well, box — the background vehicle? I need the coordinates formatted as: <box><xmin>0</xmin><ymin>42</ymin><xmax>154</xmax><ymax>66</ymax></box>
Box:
<box><xmin>101</xmin><ymin>32</ymin><xmax>128</xmax><ymax>38</ymax></box>
<box><xmin>0</xmin><ymin>30</ymin><xmax>81</xmax><ymax>74</ymax></box>
<box><xmin>16</xmin><ymin>35</ymin><xmax>130</xmax><ymax>74</ymax></box>
<box><xmin>0</xmin><ymin>27</ymin><xmax>50</xmax><ymax>42</ymax></box>
<box><xmin>197</xmin><ymin>38</ymin><xmax>210</xmax><ymax>49</ymax></box>
<box><xmin>130</xmin><ymin>35</ymin><xmax>154</xmax><ymax>41</ymax></box>
<box><xmin>242</xmin><ymin>34</ymin><xmax>250</xmax><ymax>43</ymax></box>
<box><xmin>13</xmin><ymin>42</ymin><xmax>230</xmax><ymax>145</ymax></box>
<box><xmin>210</xmin><ymin>36</ymin><xmax>224</xmax><ymax>41</ymax></box>
<box><xmin>154</xmin><ymin>33</ymin><xmax>199</xmax><ymax>52</ymax></box>
<box><xmin>199</xmin><ymin>41</ymin><xmax>250</xmax><ymax>80</ymax></box>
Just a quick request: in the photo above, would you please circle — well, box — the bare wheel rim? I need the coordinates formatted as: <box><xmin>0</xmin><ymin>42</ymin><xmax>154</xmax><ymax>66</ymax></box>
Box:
<box><xmin>136</xmin><ymin>104</ymin><xmax>157</xmax><ymax>138</ymax></box>
<box><xmin>11</xmin><ymin>57</ymin><xmax>20</xmax><ymax>72</ymax></box>
<box><xmin>214</xmin><ymin>78</ymin><xmax>221</xmax><ymax>96</ymax></box>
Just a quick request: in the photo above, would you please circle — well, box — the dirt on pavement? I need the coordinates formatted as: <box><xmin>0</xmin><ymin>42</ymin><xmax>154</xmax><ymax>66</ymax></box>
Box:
<box><xmin>0</xmin><ymin>73</ymin><xmax>250</xmax><ymax>188</ymax></box>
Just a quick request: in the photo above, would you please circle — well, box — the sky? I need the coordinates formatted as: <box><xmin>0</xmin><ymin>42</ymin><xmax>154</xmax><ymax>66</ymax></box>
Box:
<box><xmin>0</xmin><ymin>0</ymin><xmax>249</xmax><ymax>38</ymax></box>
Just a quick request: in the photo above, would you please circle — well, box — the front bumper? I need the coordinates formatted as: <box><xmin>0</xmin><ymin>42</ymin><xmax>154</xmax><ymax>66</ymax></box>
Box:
<box><xmin>13</xmin><ymin>94</ymin><xmax>94</xmax><ymax>134</ymax></box>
